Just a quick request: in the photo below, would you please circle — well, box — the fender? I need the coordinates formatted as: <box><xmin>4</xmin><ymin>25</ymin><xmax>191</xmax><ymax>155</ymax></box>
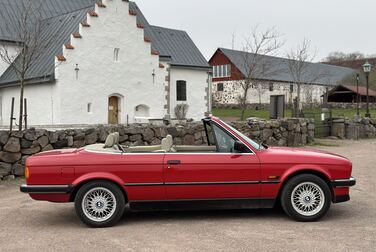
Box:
<box><xmin>72</xmin><ymin>172</ymin><xmax>126</xmax><ymax>189</ymax></box>
<box><xmin>279</xmin><ymin>164</ymin><xmax>332</xmax><ymax>185</ymax></box>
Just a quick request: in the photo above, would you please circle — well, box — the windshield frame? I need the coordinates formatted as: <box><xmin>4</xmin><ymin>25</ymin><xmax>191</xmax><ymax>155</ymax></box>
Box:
<box><xmin>216</xmin><ymin>119</ymin><xmax>265</xmax><ymax>151</ymax></box>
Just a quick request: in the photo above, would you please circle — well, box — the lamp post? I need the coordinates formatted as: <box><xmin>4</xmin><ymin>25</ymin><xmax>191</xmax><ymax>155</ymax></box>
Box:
<box><xmin>362</xmin><ymin>60</ymin><xmax>372</xmax><ymax>118</ymax></box>
<box><xmin>356</xmin><ymin>73</ymin><xmax>360</xmax><ymax>117</ymax></box>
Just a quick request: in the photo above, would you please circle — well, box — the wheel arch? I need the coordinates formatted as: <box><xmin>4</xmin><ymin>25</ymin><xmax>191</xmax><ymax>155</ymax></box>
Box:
<box><xmin>276</xmin><ymin>168</ymin><xmax>333</xmax><ymax>204</ymax></box>
<box><xmin>69</xmin><ymin>173</ymin><xmax>128</xmax><ymax>202</ymax></box>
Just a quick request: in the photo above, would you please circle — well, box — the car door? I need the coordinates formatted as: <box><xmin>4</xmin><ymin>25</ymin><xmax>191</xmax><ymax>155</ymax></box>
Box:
<box><xmin>164</xmin><ymin>122</ymin><xmax>261</xmax><ymax>200</ymax></box>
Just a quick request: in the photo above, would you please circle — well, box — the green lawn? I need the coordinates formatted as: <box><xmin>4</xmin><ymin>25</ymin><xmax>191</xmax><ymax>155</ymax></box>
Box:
<box><xmin>212</xmin><ymin>107</ymin><xmax>376</xmax><ymax>120</ymax></box>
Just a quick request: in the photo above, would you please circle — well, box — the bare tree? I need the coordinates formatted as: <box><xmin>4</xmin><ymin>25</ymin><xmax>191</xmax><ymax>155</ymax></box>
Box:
<box><xmin>236</xmin><ymin>26</ymin><xmax>284</xmax><ymax>121</ymax></box>
<box><xmin>0</xmin><ymin>0</ymin><xmax>64</xmax><ymax>131</ymax></box>
<box><xmin>286</xmin><ymin>39</ymin><xmax>326</xmax><ymax>116</ymax></box>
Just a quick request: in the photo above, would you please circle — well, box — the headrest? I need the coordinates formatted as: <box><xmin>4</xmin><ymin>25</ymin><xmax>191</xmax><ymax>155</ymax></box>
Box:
<box><xmin>166</xmin><ymin>135</ymin><xmax>173</xmax><ymax>146</ymax></box>
<box><xmin>161</xmin><ymin>135</ymin><xmax>173</xmax><ymax>152</ymax></box>
<box><xmin>104</xmin><ymin>132</ymin><xmax>120</xmax><ymax>148</ymax></box>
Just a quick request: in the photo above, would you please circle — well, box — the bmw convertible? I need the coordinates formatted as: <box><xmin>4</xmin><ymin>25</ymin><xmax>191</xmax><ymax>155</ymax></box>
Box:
<box><xmin>20</xmin><ymin>117</ymin><xmax>356</xmax><ymax>227</ymax></box>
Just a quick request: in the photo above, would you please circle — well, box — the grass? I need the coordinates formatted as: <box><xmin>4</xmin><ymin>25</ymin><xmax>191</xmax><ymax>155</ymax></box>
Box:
<box><xmin>212</xmin><ymin>108</ymin><xmax>376</xmax><ymax>120</ymax></box>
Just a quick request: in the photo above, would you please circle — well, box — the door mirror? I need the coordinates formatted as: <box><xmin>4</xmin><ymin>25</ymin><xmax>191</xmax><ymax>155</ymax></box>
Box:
<box><xmin>234</xmin><ymin>141</ymin><xmax>248</xmax><ymax>153</ymax></box>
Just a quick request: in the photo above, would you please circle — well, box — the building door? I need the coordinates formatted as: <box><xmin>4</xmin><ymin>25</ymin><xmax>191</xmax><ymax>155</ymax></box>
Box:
<box><xmin>108</xmin><ymin>96</ymin><xmax>119</xmax><ymax>124</ymax></box>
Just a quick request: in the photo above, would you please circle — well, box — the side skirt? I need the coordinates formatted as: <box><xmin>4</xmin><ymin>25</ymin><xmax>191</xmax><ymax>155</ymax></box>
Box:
<box><xmin>129</xmin><ymin>198</ymin><xmax>275</xmax><ymax>212</ymax></box>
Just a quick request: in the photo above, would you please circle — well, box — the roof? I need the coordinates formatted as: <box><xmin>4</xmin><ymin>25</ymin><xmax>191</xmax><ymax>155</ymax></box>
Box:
<box><xmin>213</xmin><ymin>48</ymin><xmax>357</xmax><ymax>86</ymax></box>
<box><xmin>0</xmin><ymin>0</ymin><xmax>209</xmax><ymax>86</ymax></box>
<box><xmin>341</xmin><ymin>85</ymin><xmax>376</xmax><ymax>97</ymax></box>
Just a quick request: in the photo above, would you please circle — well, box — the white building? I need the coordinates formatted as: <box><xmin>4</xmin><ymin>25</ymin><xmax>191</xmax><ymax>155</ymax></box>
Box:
<box><xmin>209</xmin><ymin>48</ymin><xmax>356</xmax><ymax>106</ymax></box>
<box><xmin>0</xmin><ymin>0</ymin><xmax>211</xmax><ymax>127</ymax></box>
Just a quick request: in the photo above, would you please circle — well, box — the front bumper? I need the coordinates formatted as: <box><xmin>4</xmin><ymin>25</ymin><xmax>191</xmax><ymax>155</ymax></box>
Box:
<box><xmin>331</xmin><ymin>177</ymin><xmax>356</xmax><ymax>188</ymax></box>
<box><xmin>20</xmin><ymin>184</ymin><xmax>74</xmax><ymax>194</ymax></box>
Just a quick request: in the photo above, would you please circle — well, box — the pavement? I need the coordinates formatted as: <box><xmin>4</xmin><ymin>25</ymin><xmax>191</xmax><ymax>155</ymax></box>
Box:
<box><xmin>0</xmin><ymin>139</ymin><xmax>375</xmax><ymax>252</ymax></box>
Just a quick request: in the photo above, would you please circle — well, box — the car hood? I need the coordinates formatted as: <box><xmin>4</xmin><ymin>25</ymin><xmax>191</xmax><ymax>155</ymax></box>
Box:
<box><xmin>262</xmin><ymin>146</ymin><xmax>351</xmax><ymax>165</ymax></box>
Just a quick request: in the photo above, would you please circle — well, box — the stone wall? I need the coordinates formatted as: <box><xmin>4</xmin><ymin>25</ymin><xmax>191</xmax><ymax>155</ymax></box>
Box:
<box><xmin>331</xmin><ymin>117</ymin><xmax>376</xmax><ymax>139</ymax></box>
<box><xmin>0</xmin><ymin>118</ymin><xmax>314</xmax><ymax>180</ymax></box>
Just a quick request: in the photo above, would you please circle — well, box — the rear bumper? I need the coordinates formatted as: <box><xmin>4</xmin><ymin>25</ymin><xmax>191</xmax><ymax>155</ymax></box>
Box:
<box><xmin>331</xmin><ymin>177</ymin><xmax>356</xmax><ymax>188</ymax></box>
<box><xmin>20</xmin><ymin>184</ymin><xmax>74</xmax><ymax>194</ymax></box>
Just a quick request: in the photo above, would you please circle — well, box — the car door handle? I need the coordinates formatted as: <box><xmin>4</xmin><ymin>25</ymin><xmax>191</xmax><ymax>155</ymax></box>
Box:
<box><xmin>167</xmin><ymin>160</ymin><xmax>181</xmax><ymax>165</ymax></box>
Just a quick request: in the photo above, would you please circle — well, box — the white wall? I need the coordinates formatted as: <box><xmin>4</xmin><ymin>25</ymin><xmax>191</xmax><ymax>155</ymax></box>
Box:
<box><xmin>0</xmin><ymin>43</ymin><xmax>20</xmax><ymax>76</ymax></box>
<box><xmin>212</xmin><ymin>80</ymin><xmax>327</xmax><ymax>105</ymax></box>
<box><xmin>169</xmin><ymin>67</ymin><xmax>209</xmax><ymax>121</ymax></box>
<box><xmin>0</xmin><ymin>82</ymin><xmax>55</xmax><ymax>126</ymax></box>
<box><xmin>54</xmin><ymin>0</ymin><xmax>167</xmax><ymax>124</ymax></box>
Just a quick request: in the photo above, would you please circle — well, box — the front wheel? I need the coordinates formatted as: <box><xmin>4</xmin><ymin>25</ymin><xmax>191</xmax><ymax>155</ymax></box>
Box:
<box><xmin>281</xmin><ymin>174</ymin><xmax>331</xmax><ymax>222</ymax></box>
<box><xmin>74</xmin><ymin>181</ymin><xmax>125</xmax><ymax>228</ymax></box>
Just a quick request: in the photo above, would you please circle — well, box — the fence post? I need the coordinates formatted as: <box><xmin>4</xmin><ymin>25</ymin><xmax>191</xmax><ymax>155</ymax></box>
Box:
<box><xmin>24</xmin><ymin>98</ymin><xmax>28</xmax><ymax>130</ymax></box>
<box><xmin>9</xmin><ymin>97</ymin><xmax>15</xmax><ymax>132</ymax></box>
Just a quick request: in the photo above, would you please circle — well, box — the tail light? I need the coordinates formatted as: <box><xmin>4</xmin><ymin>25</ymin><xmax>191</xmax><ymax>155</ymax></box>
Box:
<box><xmin>25</xmin><ymin>166</ymin><xmax>30</xmax><ymax>179</ymax></box>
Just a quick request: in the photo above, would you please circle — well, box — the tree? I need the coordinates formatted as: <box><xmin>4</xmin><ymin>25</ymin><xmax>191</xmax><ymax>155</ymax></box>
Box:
<box><xmin>236</xmin><ymin>26</ymin><xmax>284</xmax><ymax>121</ymax></box>
<box><xmin>286</xmin><ymin>39</ymin><xmax>326</xmax><ymax>115</ymax></box>
<box><xmin>0</xmin><ymin>0</ymin><xmax>64</xmax><ymax>131</ymax></box>
<box><xmin>323</xmin><ymin>51</ymin><xmax>365</xmax><ymax>63</ymax></box>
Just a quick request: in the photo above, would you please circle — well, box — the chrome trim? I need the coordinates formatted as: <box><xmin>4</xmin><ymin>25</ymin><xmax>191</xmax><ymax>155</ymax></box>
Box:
<box><xmin>125</xmin><ymin>180</ymin><xmax>280</xmax><ymax>187</ymax></box>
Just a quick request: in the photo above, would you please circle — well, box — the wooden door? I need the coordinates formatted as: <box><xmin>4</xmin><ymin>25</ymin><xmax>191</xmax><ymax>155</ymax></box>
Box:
<box><xmin>108</xmin><ymin>96</ymin><xmax>119</xmax><ymax>124</ymax></box>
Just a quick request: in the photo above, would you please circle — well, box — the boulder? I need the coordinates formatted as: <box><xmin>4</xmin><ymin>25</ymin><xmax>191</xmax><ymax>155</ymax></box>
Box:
<box><xmin>166</xmin><ymin>127</ymin><xmax>178</xmax><ymax>138</ymax></box>
<box><xmin>10</xmin><ymin>131</ymin><xmax>23</xmax><ymax>138</ymax></box>
<box><xmin>0</xmin><ymin>162</ymin><xmax>12</xmax><ymax>176</ymax></box>
<box><xmin>42</xmin><ymin>144</ymin><xmax>54</xmax><ymax>152</ymax></box>
<box><xmin>24</xmin><ymin>129</ymin><xmax>37</xmax><ymax>141</ymax></box>
<box><xmin>0</xmin><ymin>152</ymin><xmax>21</xmax><ymax>163</ymax></box>
<box><xmin>12</xmin><ymin>163</ymin><xmax>25</xmax><ymax>176</ymax></box>
<box><xmin>48</xmin><ymin>132</ymin><xmax>59</xmax><ymax>144</ymax></box>
<box><xmin>21</xmin><ymin>139</ymin><xmax>33</xmax><ymax>149</ymax></box>
<box><xmin>4</xmin><ymin>137</ymin><xmax>21</xmax><ymax>153</ymax></box>
<box><xmin>38</xmin><ymin>136</ymin><xmax>50</xmax><ymax>148</ymax></box>
<box><xmin>72</xmin><ymin>140</ymin><xmax>85</xmax><ymax>148</ymax></box>
<box><xmin>142</xmin><ymin>128</ymin><xmax>155</xmax><ymax>141</ymax></box>
<box><xmin>52</xmin><ymin>140</ymin><xmax>68</xmax><ymax>149</ymax></box>
<box><xmin>0</xmin><ymin>132</ymin><xmax>9</xmax><ymax>145</ymax></box>
<box><xmin>129</xmin><ymin>134</ymin><xmax>142</xmax><ymax>142</ymax></box>
<box><xmin>21</xmin><ymin>146</ymin><xmax>41</xmax><ymax>155</ymax></box>
<box><xmin>67</xmin><ymin>136</ymin><xmax>74</xmax><ymax>147</ymax></box>
<box><xmin>85</xmin><ymin>132</ymin><xmax>98</xmax><ymax>145</ymax></box>
<box><xmin>183</xmin><ymin>134</ymin><xmax>195</xmax><ymax>145</ymax></box>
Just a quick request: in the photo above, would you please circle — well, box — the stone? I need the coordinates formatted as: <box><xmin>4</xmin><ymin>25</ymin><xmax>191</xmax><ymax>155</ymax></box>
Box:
<box><xmin>154</xmin><ymin>127</ymin><xmax>168</xmax><ymax>138</ymax></box>
<box><xmin>261</xmin><ymin>129</ymin><xmax>273</xmax><ymax>141</ymax></box>
<box><xmin>119</xmin><ymin>135</ymin><xmax>129</xmax><ymax>144</ymax></box>
<box><xmin>21</xmin><ymin>139</ymin><xmax>33</xmax><ymax>149</ymax></box>
<box><xmin>4</xmin><ymin>137</ymin><xmax>21</xmax><ymax>153</ymax></box>
<box><xmin>21</xmin><ymin>146</ymin><xmax>41</xmax><ymax>155</ymax></box>
<box><xmin>42</xmin><ymin>144</ymin><xmax>54</xmax><ymax>152</ymax></box>
<box><xmin>99</xmin><ymin>129</ymin><xmax>108</xmax><ymax>142</ymax></box>
<box><xmin>0</xmin><ymin>132</ymin><xmax>9</xmax><ymax>145</ymax></box>
<box><xmin>21</xmin><ymin>155</ymin><xmax>29</xmax><ymax>165</ymax></box>
<box><xmin>48</xmin><ymin>132</ymin><xmax>59</xmax><ymax>144</ymax></box>
<box><xmin>72</xmin><ymin>140</ymin><xmax>85</xmax><ymax>148</ymax></box>
<box><xmin>194</xmin><ymin>131</ymin><xmax>202</xmax><ymax>140</ymax></box>
<box><xmin>38</xmin><ymin>136</ymin><xmax>50</xmax><ymax>148</ymax></box>
<box><xmin>53</xmin><ymin>140</ymin><xmax>68</xmax><ymax>149</ymax></box>
<box><xmin>10</xmin><ymin>131</ymin><xmax>23</xmax><ymax>138</ymax></box>
<box><xmin>142</xmin><ymin>128</ymin><xmax>155</xmax><ymax>141</ymax></box>
<box><xmin>67</xmin><ymin>136</ymin><xmax>74</xmax><ymax>147</ymax></box>
<box><xmin>73</xmin><ymin>133</ymin><xmax>85</xmax><ymax>141</ymax></box>
<box><xmin>0</xmin><ymin>152</ymin><xmax>21</xmax><ymax>163</ymax></box>
<box><xmin>331</xmin><ymin>123</ymin><xmax>345</xmax><ymax>139</ymax></box>
<box><xmin>85</xmin><ymin>132</ymin><xmax>98</xmax><ymax>145</ymax></box>
<box><xmin>0</xmin><ymin>162</ymin><xmax>12</xmax><ymax>176</ymax></box>
<box><xmin>3</xmin><ymin>175</ymin><xmax>16</xmax><ymax>181</ymax></box>
<box><xmin>183</xmin><ymin>134</ymin><xmax>195</xmax><ymax>145</ymax></box>
<box><xmin>166</xmin><ymin>127</ymin><xmax>178</xmax><ymax>137</ymax></box>
<box><xmin>12</xmin><ymin>163</ymin><xmax>25</xmax><ymax>176</ymax></box>
<box><xmin>24</xmin><ymin>129</ymin><xmax>37</xmax><ymax>141</ymax></box>
<box><xmin>129</xmin><ymin>134</ymin><xmax>142</xmax><ymax>142</ymax></box>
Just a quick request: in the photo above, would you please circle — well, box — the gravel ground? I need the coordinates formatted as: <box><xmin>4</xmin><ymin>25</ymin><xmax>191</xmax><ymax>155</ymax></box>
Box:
<box><xmin>0</xmin><ymin>139</ymin><xmax>375</xmax><ymax>252</ymax></box>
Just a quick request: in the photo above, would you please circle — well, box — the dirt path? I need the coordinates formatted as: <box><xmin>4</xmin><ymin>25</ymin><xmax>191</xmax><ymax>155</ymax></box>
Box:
<box><xmin>0</xmin><ymin>139</ymin><xmax>375</xmax><ymax>251</ymax></box>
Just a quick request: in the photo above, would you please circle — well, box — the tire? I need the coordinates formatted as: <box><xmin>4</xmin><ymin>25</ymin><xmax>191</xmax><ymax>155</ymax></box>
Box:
<box><xmin>74</xmin><ymin>181</ymin><xmax>126</xmax><ymax>228</ymax></box>
<box><xmin>281</xmin><ymin>174</ymin><xmax>331</xmax><ymax>222</ymax></box>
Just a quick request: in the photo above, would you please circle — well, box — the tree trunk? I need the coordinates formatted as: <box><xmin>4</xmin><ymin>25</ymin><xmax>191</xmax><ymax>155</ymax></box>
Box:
<box><xmin>18</xmin><ymin>78</ymin><xmax>24</xmax><ymax>131</ymax></box>
<box><xmin>296</xmin><ymin>83</ymin><xmax>301</xmax><ymax>117</ymax></box>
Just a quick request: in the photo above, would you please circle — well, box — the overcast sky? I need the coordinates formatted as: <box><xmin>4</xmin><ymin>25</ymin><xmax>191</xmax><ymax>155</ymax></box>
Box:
<box><xmin>136</xmin><ymin>0</ymin><xmax>375</xmax><ymax>62</ymax></box>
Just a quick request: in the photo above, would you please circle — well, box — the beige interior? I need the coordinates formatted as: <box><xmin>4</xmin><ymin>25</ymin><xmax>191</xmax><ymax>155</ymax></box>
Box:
<box><xmin>86</xmin><ymin>133</ymin><xmax>218</xmax><ymax>153</ymax></box>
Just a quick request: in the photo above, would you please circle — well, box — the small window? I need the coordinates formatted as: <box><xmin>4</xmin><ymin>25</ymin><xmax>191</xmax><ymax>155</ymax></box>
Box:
<box><xmin>269</xmin><ymin>83</ymin><xmax>274</xmax><ymax>92</ymax></box>
<box><xmin>87</xmin><ymin>103</ymin><xmax>92</xmax><ymax>113</ymax></box>
<box><xmin>213</xmin><ymin>65</ymin><xmax>231</xmax><ymax>78</ymax></box>
<box><xmin>114</xmin><ymin>48</ymin><xmax>120</xmax><ymax>62</ymax></box>
<box><xmin>176</xmin><ymin>80</ymin><xmax>187</xmax><ymax>101</ymax></box>
<box><xmin>217</xmin><ymin>83</ymin><xmax>224</xmax><ymax>92</ymax></box>
<box><xmin>290</xmin><ymin>84</ymin><xmax>294</xmax><ymax>93</ymax></box>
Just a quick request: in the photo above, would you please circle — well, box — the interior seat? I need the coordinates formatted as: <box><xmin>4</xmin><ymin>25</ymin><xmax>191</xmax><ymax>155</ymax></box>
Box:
<box><xmin>104</xmin><ymin>132</ymin><xmax>120</xmax><ymax>150</ymax></box>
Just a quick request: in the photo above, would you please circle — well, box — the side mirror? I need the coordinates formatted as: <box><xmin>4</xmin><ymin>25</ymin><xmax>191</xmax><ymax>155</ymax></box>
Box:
<box><xmin>234</xmin><ymin>141</ymin><xmax>248</xmax><ymax>153</ymax></box>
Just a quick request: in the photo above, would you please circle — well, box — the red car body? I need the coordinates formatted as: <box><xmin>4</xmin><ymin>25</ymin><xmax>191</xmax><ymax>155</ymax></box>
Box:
<box><xmin>21</xmin><ymin>117</ymin><xmax>355</xmax><ymax>220</ymax></box>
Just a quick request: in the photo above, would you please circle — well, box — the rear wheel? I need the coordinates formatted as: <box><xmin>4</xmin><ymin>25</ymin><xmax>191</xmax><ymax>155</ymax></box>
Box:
<box><xmin>74</xmin><ymin>181</ymin><xmax>125</xmax><ymax>228</ymax></box>
<box><xmin>281</xmin><ymin>174</ymin><xmax>331</xmax><ymax>222</ymax></box>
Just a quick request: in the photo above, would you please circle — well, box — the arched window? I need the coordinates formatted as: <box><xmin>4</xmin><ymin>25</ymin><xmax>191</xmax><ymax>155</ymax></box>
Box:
<box><xmin>176</xmin><ymin>80</ymin><xmax>187</xmax><ymax>101</ymax></box>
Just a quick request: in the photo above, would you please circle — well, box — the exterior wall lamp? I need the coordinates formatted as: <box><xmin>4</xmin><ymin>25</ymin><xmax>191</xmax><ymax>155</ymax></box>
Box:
<box><xmin>362</xmin><ymin>60</ymin><xmax>372</xmax><ymax>118</ymax></box>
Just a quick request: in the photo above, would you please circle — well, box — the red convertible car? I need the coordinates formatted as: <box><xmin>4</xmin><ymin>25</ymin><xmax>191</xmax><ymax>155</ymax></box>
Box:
<box><xmin>21</xmin><ymin>117</ymin><xmax>356</xmax><ymax>227</ymax></box>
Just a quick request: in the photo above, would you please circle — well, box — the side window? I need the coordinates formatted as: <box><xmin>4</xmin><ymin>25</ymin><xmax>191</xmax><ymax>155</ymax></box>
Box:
<box><xmin>212</xmin><ymin>124</ymin><xmax>236</xmax><ymax>153</ymax></box>
<box><xmin>176</xmin><ymin>80</ymin><xmax>187</xmax><ymax>101</ymax></box>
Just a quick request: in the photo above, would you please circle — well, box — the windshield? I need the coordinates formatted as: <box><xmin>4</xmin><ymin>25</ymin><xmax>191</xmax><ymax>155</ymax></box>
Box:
<box><xmin>220</xmin><ymin>120</ymin><xmax>265</xmax><ymax>150</ymax></box>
